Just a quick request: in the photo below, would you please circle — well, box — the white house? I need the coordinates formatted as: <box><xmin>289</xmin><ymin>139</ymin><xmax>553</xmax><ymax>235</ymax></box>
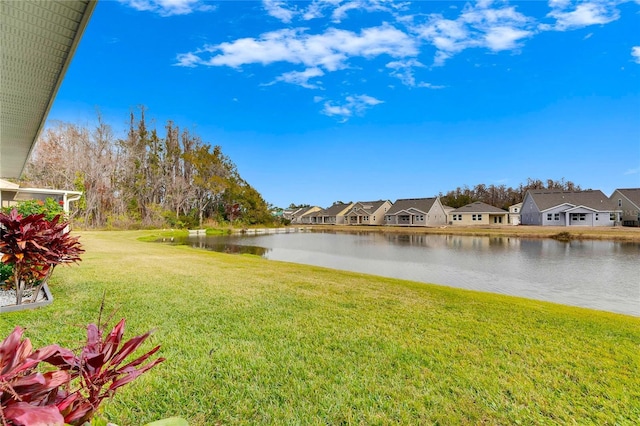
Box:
<box><xmin>520</xmin><ymin>190</ymin><xmax>620</xmax><ymax>227</ymax></box>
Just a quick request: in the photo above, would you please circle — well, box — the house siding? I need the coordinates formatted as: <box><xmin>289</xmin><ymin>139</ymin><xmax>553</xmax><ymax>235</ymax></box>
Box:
<box><xmin>521</xmin><ymin>193</ymin><xmax>541</xmax><ymax>225</ymax></box>
<box><xmin>612</xmin><ymin>189</ymin><xmax>640</xmax><ymax>227</ymax></box>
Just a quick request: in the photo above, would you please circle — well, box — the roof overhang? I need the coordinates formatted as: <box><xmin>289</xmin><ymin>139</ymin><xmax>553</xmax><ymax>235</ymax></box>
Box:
<box><xmin>0</xmin><ymin>0</ymin><xmax>97</xmax><ymax>178</ymax></box>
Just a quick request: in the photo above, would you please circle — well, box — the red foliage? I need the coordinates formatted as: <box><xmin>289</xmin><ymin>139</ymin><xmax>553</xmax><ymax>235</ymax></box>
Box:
<box><xmin>0</xmin><ymin>209</ymin><xmax>84</xmax><ymax>304</ymax></box>
<box><xmin>0</xmin><ymin>320</ymin><xmax>164</xmax><ymax>426</ymax></box>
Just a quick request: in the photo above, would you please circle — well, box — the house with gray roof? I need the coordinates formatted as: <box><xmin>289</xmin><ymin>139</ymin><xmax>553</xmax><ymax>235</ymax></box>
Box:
<box><xmin>384</xmin><ymin>197</ymin><xmax>448</xmax><ymax>227</ymax></box>
<box><xmin>344</xmin><ymin>200</ymin><xmax>392</xmax><ymax>226</ymax></box>
<box><xmin>313</xmin><ymin>202</ymin><xmax>353</xmax><ymax>225</ymax></box>
<box><xmin>520</xmin><ymin>190</ymin><xmax>619</xmax><ymax>226</ymax></box>
<box><xmin>299</xmin><ymin>209</ymin><xmax>320</xmax><ymax>224</ymax></box>
<box><xmin>449</xmin><ymin>201</ymin><xmax>508</xmax><ymax>225</ymax></box>
<box><xmin>611</xmin><ymin>188</ymin><xmax>640</xmax><ymax>227</ymax></box>
<box><xmin>289</xmin><ymin>206</ymin><xmax>321</xmax><ymax>224</ymax></box>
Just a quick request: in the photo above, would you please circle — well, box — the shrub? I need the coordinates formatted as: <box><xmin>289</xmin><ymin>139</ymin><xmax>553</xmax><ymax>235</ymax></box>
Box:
<box><xmin>2</xmin><ymin>198</ymin><xmax>65</xmax><ymax>222</ymax></box>
<box><xmin>0</xmin><ymin>318</ymin><xmax>165</xmax><ymax>425</ymax></box>
<box><xmin>0</xmin><ymin>262</ymin><xmax>12</xmax><ymax>287</ymax></box>
<box><xmin>0</xmin><ymin>209</ymin><xmax>83</xmax><ymax>305</ymax></box>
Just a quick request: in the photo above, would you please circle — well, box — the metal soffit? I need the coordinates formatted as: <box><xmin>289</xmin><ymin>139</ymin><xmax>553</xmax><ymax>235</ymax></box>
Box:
<box><xmin>0</xmin><ymin>0</ymin><xmax>96</xmax><ymax>178</ymax></box>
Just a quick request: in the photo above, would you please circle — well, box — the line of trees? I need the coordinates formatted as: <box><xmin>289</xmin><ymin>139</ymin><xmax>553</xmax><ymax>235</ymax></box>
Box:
<box><xmin>23</xmin><ymin>108</ymin><xmax>275</xmax><ymax>229</ymax></box>
<box><xmin>439</xmin><ymin>178</ymin><xmax>583</xmax><ymax>209</ymax></box>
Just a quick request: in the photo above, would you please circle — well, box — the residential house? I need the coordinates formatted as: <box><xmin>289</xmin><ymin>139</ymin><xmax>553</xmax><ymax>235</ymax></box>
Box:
<box><xmin>509</xmin><ymin>202</ymin><xmax>522</xmax><ymax>225</ymax></box>
<box><xmin>282</xmin><ymin>208</ymin><xmax>301</xmax><ymax>222</ymax></box>
<box><xmin>520</xmin><ymin>190</ymin><xmax>619</xmax><ymax>226</ymax></box>
<box><xmin>449</xmin><ymin>201</ymin><xmax>508</xmax><ymax>225</ymax></box>
<box><xmin>0</xmin><ymin>179</ymin><xmax>82</xmax><ymax>213</ymax></box>
<box><xmin>314</xmin><ymin>202</ymin><xmax>353</xmax><ymax>225</ymax></box>
<box><xmin>289</xmin><ymin>206</ymin><xmax>321</xmax><ymax>224</ymax></box>
<box><xmin>344</xmin><ymin>200</ymin><xmax>392</xmax><ymax>226</ymax></box>
<box><xmin>610</xmin><ymin>188</ymin><xmax>640</xmax><ymax>227</ymax></box>
<box><xmin>299</xmin><ymin>209</ymin><xmax>319</xmax><ymax>224</ymax></box>
<box><xmin>384</xmin><ymin>197</ymin><xmax>448</xmax><ymax>227</ymax></box>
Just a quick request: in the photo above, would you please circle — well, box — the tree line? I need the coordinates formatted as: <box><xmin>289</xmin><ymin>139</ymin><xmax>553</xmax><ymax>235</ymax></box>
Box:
<box><xmin>23</xmin><ymin>108</ymin><xmax>275</xmax><ymax>229</ymax></box>
<box><xmin>438</xmin><ymin>178</ymin><xmax>583</xmax><ymax>209</ymax></box>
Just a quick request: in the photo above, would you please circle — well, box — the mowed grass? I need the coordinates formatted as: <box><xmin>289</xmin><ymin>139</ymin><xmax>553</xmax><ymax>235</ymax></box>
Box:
<box><xmin>1</xmin><ymin>231</ymin><xmax>639</xmax><ymax>425</ymax></box>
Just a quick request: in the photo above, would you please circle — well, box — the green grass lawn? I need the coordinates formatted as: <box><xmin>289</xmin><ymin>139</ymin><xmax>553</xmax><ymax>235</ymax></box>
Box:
<box><xmin>2</xmin><ymin>230</ymin><xmax>639</xmax><ymax>425</ymax></box>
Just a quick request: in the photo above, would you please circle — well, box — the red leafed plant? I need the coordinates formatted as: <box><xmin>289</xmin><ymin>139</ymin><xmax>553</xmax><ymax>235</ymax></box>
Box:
<box><xmin>0</xmin><ymin>317</ymin><xmax>165</xmax><ymax>426</ymax></box>
<box><xmin>0</xmin><ymin>208</ymin><xmax>84</xmax><ymax>305</ymax></box>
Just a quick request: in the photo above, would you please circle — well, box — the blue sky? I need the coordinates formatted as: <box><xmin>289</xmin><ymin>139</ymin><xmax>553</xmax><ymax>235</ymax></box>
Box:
<box><xmin>48</xmin><ymin>0</ymin><xmax>640</xmax><ymax>208</ymax></box>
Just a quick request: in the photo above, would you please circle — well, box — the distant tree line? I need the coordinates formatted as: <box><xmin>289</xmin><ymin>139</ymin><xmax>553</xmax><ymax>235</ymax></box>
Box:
<box><xmin>23</xmin><ymin>108</ymin><xmax>276</xmax><ymax>229</ymax></box>
<box><xmin>439</xmin><ymin>178</ymin><xmax>583</xmax><ymax>209</ymax></box>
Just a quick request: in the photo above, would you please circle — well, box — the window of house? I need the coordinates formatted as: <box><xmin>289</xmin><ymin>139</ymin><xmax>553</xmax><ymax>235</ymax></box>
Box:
<box><xmin>618</xmin><ymin>199</ymin><xmax>622</xmax><ymax>207</ymax></box>
<box><xmin>477</xmin><ymin>214</ymin><xmax>482</xmax><ymax>220</ymax></box>
<box><xmin>610</xmin><ymin>213</ymin><xmax>616</xmax><ymax>221</ymax></box>
<box><xmin>595</xmin><ymin>214</ymin><xmax>599</xmax><ymax>221</ymax></box>
<box><xmin>571</xmin><ymin>213</ymin><xmax>586</xmax><ymax>221</ymax></box>
<box><xmin>554</xmin><ymin>213</ymin><xmax>559</xmax><ymax>220</ymax></box>
<box><xmin>472</xmin><ymin>214</ymin><xmax>477</xmax><ymax>221</ymax></box>
<box><xmin>547</xmin><ymin>213</ymin><xmax>552</xmax><ymax>221</ymax></box>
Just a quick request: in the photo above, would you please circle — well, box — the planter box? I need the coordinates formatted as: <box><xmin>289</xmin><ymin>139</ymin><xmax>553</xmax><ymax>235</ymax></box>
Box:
<box><xmin>0</xmin><ymin>284</ymin><xmax>53</xmax><ymax>313</ymax></box>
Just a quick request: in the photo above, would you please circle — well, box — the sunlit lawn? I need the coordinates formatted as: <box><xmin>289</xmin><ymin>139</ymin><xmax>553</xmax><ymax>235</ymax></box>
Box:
<box><xmin>1</xmin><ymin>230</ymin><xmax>639</xmax><ymax>425</ymax></box>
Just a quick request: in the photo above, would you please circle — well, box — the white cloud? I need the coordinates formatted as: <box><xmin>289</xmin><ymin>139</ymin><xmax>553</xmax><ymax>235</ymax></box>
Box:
<box><xmin>484</xmin><ymin>26</ymin><xmax>532</xmax><ymax>51</ymax></box>
<box><xmin>179</xmin><ymin>24</ymin><xmax>418</xmax><ymax>71</ymax></box>
<box><xmin>262</xmin><ymin>0</ymin><xmax>396</xmax><ymax>24</ymax></box>
<box><xmin>274</xmin><ymin>67</ymin><xmax>325</xmax><ymax>89</ymax></box>
<box><xmin>544</xmin><ymin>1</ymin><xmax>621</xmax><ymax>31</ymax></box>
<box><xmin>412</xmin><ymin>2</ymin><xmax>534</xmax><ymax>66</ymax></box>
<box><xmin>322</xmin><ymin>94</ymin><xmax>383</xmax><ymax>121</ymax></box>
<box><xmin>632</xmin><ymin>46</ymin><xmax>640</xmax><ymax>64</ymax></box>
<box><xmin>385</xmin><ymin>59</ymin><xmax>442</xmax><ymax>88</ymax></box>
<box><xmin>624</xmin><ymin>167</ymin><xmax>639</xmax><ymax>175</ymax></box>
<box><xmin>119</xmin><ymin>0</ymin><xmax>215</xmax><ymax>16</ymax></box>
<box><xmin>263</xmin><ymin>0</ymin><xmax>296</xmax><ymax>23</ymax></box>
<box><xmin>174</xmin><ymin>52</ymin><xmax>201</xmax><ymax>67</ymax></box>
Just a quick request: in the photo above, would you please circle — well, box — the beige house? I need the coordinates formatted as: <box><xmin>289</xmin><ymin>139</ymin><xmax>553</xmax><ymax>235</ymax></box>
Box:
<box><xmin>384</xmin><ymin>197</ymin><xmax>448</xmax><ymax>227</ymax></box>
<box><xmin>344</xmin><ymin>200</ymin><xmax>392</xmax><ymax>226</ymax></box>
<box><xmin>0</xmin><ymin>179</ymin><xmax>81</xmax><ymax>213</ymax></box>
<box><xmin>449</xmin><ymin>201</ymin><xmax>509</xmax><ymax>225</ymax></box>
<box><xmin>314</xmin><ymin>202</ymin><xmax>354</xmax><ymax>225</ymax></box>
<box><xmin>286</xmin><ymin>206</ymin><xmax>321</xmax><ymax>224</ymax></box>
<box><xmin>509</xmin><ymin>202</ymin><xmax>522</xmax><ymax>225</ymax></box>
<box><xmin>611</xmin><ymin>188</ymin><xmax>640</xmax><ymax>227</ymax></box>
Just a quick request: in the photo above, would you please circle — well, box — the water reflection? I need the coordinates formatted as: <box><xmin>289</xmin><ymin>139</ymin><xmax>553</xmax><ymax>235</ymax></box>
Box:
<box><xmin>158</xmin><ymin>232</ymin><xmax>640</xmax><ymax>316</ymax></box>
<box><xmin>159</xmin><ymin>237</ymin><xmax>269</xmax><ymax>256</ymax></box>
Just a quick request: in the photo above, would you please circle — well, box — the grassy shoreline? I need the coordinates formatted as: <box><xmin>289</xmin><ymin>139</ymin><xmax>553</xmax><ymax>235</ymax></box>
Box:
<box><xmin>305</xmin><ymin>224</ymin><xmax>640</xmax><ymax>242</ymax></box>
<box><xmin>1</xmin><ymin>230</ymin><xmax>638</xmax><ymax>424</ymax></box>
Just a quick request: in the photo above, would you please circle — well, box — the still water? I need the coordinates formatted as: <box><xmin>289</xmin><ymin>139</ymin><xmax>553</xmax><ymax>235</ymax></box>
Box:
<box><xmin>165</xmin><ymin>232</ymin><xmax>640</xmax><ymax>316</ymax></box>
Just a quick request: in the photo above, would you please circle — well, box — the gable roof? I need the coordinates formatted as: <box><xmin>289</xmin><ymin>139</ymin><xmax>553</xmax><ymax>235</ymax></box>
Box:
<box><xmin>613</xmin><ymin>188</ymin><xmax>640</xmax><ymax>208</ymax></box>
<box><xmin>318</xmin><ymin>202</ymin><xmax>352</xmax><ymax>216</ymax></box>
<box><xmin>346</xmin><ymin>200</ymin><xmax>388</xmax><ymax>215</ymax></box>
<box><xmin>525</xmin><ymin>190</ymin><xmax>617</xmax><ymax>212</ymax></box>
<box><xmin>293</xmin><ymin>206</ymin><xmax>319</xmax><ymax>217</ymax></box>
<box><xmin>386</xmin><ymin>198</ymin><xmax>438</xmax><ymax>215</ymax></box>
<box><xmin>450</xmin><ymin>201</ymin><xmax>507</xmax><ymax>214</ymax></box>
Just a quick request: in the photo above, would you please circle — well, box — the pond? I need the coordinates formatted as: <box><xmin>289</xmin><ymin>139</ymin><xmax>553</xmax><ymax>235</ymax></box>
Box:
<box><xmin>161</xmin><ymin>231</ymin><xmax>640</xmax><ymax>317</ymax></box>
